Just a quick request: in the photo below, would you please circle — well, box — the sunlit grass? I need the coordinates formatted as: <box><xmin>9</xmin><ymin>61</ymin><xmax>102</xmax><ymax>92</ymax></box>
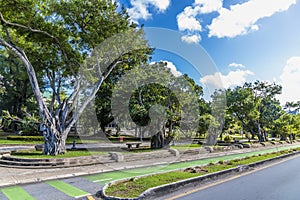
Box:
<box><xmin>11</xmin><ymin>149</ymin><xmax>106</xmax><ymax>158</ymax></box>
<box><xmin>106</xmin><ymin>148</ymin><xmax>299</xmax><ymax>198</ymax></box>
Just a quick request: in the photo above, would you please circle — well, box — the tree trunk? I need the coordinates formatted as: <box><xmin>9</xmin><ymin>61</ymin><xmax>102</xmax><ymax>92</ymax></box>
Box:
<box><xmin>151</xmin><ymin>131</ymin><xmax>165</xmax><ymax>149</ymax></box>
<box><xmin>41</xmin><ymin>124</ymin><xmax>67</xmax><ymax>155</ymax></box>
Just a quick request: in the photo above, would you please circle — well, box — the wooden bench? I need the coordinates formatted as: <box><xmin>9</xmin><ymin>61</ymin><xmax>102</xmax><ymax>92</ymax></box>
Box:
<box><xmin>126</xmin><ymin>142</ymin><xmax>142</xmax><ymax>149</ymax></box>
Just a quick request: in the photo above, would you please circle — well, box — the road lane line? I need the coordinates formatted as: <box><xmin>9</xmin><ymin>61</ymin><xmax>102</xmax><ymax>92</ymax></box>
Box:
<box><xmin>87</xmin><ymin>196</ymin><xmax>95</xmax><ymax>200</ymax></box>
<box><xmin>93</xmin><ymin>178</ymin><xmax>112</xmax><ymax>183</ymax></box>
<box><xmin>167</xmin><ymin>153</ymin><xmax>300</xmax><ymax>200</ymax></box>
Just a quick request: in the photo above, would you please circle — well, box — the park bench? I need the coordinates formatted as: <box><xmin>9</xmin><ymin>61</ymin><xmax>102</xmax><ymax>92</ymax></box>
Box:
<box><xmin>126</xmin><ymin>142</ymin><xmax>142</xmax><ymax>149</ymax></box>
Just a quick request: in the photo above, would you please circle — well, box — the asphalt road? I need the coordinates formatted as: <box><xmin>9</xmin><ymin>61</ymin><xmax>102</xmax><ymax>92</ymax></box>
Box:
<box><xmin>175</xmin><ymin>155</ymin><xmax>300</xmax><ymax>200</ymax></box>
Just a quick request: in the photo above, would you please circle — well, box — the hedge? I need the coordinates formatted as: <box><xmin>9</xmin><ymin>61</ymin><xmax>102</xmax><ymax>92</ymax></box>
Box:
<box><xmin>7</xmin><ymin>135</ymin><xmax>44</xmax><ymax>141</ymax></box>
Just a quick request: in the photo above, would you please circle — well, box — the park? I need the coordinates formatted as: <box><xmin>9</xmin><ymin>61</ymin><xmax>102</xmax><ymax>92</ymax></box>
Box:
<box><xmin>1</xmin><ymin>0</ymin><xmax>300</xmax><ymax>200</ymax></box>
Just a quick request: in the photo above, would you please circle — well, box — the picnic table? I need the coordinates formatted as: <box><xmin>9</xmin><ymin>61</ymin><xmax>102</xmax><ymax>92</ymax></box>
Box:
<box><xmin>126</xmin><ymin>142</ymin><xmax>142</xmax><ymax>149</ymax></box>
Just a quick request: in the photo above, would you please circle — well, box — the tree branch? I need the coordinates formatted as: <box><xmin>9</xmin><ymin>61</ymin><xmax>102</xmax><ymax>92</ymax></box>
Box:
<box><xmin>0</xmin><ymin>38</ymin><xmax>52</xmax><ymax>124</ymax></box>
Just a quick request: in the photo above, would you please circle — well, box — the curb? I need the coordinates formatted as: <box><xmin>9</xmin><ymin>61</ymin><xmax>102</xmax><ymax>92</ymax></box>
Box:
<box><xmin>99</xmin><ymin>150</ymin><xmax>300</xmax><ymax>200</ymax></box>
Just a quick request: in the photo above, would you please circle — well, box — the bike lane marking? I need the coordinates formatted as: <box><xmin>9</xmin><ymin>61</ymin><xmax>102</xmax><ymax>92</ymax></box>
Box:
<box><xmin>1</xmin><ymin>186</ymin><xmax>35</xmax><ymax>200</ymax></box>
<box><xmin>46</xmin><ymin>180</ymin><xmax>90</xmax><ymax>198</ymax></box>
<box><xmin>85</xmin><ymin>145</ymin><xmax>300</xmax><ymax>184</ymax></box>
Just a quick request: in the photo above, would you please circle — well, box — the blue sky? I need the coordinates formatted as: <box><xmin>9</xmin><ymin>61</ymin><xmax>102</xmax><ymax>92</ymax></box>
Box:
<box><xmin>118</xmin><ymin>0</ymin><xmax>300</xmax><ymax>103</ymax></box>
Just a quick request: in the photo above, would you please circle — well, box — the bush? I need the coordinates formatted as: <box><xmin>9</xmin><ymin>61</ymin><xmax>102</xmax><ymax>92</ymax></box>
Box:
<box><xmin>224</xmin><ymin>135</ymin><xmax>233</xmax><ymax>143</ymax></box>
<box><xmin>7</xmin><ymin>135</ymin><xmax>43</xmax><ymax>141</ymax></box>
<box><xmin>218</xmin><ymin>160</ymin><xmax>224</xmax><ymax>164</ymax></box>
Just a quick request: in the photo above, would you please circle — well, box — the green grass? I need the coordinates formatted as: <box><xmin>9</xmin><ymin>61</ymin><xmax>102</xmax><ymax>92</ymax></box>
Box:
<box><xmin>0</xmin><ymin>134</ymin><xmax>102</xmax><ymax>145</ymax></box>
<box><xmin>105</xmin><ymin>148</ymin><xmax>299</xmax><ymax>198</ymax></box>
<box><xmin>106</xmin><ymin>171</ymin><xmax>202</xmax><ymax>198</ymax></box>
<box><xmin>170</xmin><ymin>143</ymin><xmax>202</xmax><ymax>150</ymax></box>
<box><xmin>11</xmin><ymin>149</ymin><xmax>106</xmax><ymax>158</ymax></box>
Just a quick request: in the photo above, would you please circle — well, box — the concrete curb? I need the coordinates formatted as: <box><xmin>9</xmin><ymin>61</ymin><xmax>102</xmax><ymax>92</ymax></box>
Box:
<box><xmin>99</xmin><ymin>150</ymin><xmax>300</xmax><ymax>200</ymax></box>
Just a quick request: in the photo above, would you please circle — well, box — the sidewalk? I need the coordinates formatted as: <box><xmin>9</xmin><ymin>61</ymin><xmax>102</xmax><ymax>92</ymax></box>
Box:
<box><xmin>0</xmin><ymin>142</ymin><xmax>299</xmax><ymax>187</ymax></box>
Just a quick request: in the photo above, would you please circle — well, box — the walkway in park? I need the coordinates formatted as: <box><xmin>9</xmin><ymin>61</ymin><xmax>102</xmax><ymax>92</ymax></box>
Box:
<box><xmin>0</xmin><ymin>143</ymin><xmax>300</xmax><ymax>200</ymax></box>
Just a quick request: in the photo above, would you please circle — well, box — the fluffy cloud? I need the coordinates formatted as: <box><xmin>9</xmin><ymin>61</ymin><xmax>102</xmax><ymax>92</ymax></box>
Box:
<box><xmin>278</xmin><ymin>57</ymin><xmax>300</xmax><ymax>104</ymax></box>
<box><xmin>165</xmin><ymin>61</ymin><xmax>182</xmax><ymax>77</ymax></box>
<box><xmin>229</xmin><ymin>62</ymin><xmax>245</xmax><ymax>68</ymax></box>
<box><xmin>194</xmin><ymin>0</ymin><xmax>223</xmax><ymax>14</ymax></box>
<box><xmin>208</xmin><ymin>0</ymin><xmax>296</xmax><ymax>38</ymax></box>
<box><xmin>177</xmin><ymin>0</ymin><xmax>223</xmax><ymax>44</ymax></box>
<box><xmin>200</xmin><ymin>69</ymin><xmax>254</xmax><ymax>89</ymax></box>
<box><xmin>127</xmin><ymin>0</ymin><xmax>171</xmax><ymax>22</ymax></box>
<box><xmin>181</xmin><ymin>34</ymin><xmax>201</xmax><ymax>44</ymax></box>
<box><xmin>150</xmin><ymin>61</ymin><xmax>182</xmax><ymax>77</ymax></box>
<box><xmin>177</xmin><ymin>6</ymin><xmax>202</xmax><ymax>32</ymax></box>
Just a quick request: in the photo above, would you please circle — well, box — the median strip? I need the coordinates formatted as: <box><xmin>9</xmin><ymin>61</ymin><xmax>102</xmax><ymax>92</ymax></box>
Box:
<box><xmin>101</xmin><ymin>148</ymin><xmax>300</xmax><ymax>199</ymax></box>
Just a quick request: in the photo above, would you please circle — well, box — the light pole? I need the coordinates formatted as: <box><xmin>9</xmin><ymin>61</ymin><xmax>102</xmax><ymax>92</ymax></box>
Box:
<box><xmin>71</xmin><ymin>97</ymin><xmax>79</xmax><ymax>150</ymax></box>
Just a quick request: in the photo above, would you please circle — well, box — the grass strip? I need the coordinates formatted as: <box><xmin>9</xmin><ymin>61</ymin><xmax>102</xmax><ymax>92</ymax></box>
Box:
<box><xmin>105</xmin><ymin>148</ymin><xmax>299</xmax><ymax>198</ymax></box>
<box><xmin>46</xmin><ymin>180</ymin><xmax>90</xmax><ymax>198</ymax></box>
<box><xmin>1</xmin><ymin>186</ymin><xmax>35</xmax><ymax>200</ymax></box>
<box><xmin>85</xmin><ymin>145</ymin><xmax>300</xmax><ymax>185</ymax></box>
<box><xmin>11</xmin><ymin>149</ymin><xmax>106</xmax><ymax>158</ymax></box>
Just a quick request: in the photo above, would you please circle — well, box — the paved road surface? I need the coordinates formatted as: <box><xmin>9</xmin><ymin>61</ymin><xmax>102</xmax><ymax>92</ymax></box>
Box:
<box><xmin>175</xmin><ymin>155</ymin><xmax>300</xmax><ymax>200</ymax></box>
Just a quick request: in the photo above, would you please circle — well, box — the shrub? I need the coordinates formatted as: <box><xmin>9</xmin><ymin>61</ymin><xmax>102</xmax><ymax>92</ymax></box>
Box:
<box><xmin>218</xmin><ymin>160</ymin><xmax>224</xmax><ymax>164</ymax></box>
<box><xmin>7</xmin><ymin>135</ymin><xmax>43</xmax><ymax>141</ymax></box>
<box><xmin>224</xmin><ymin>135</ymin><xmax>233</xmax><ymax>143</ymax></box>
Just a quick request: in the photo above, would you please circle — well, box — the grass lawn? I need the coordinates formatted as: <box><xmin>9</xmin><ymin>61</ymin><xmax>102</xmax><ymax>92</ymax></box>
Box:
<box><xmin>11</xmin><ymin>149</ymin><xmax>107</xmax><ymax>158</ymax></box>
<box><xmin>106</xmin><ymin>148</ymin><xmax>298</xmax><ymax>198</ymax></box>
<box><xmin>170</xmin><ymin>144</ymin><xmax>202</xmax><ymax>151</ymax></box>
<box><xmin>0</xmin><ymin>131</ymin><xmax>102</xmax><ymax>145</ymax></box>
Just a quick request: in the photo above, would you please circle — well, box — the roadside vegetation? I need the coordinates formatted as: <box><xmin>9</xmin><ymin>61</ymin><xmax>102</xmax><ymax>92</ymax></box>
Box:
<box><xmin>105</xmin><ymin>148</ymin><xmax>299</xmax><ymax>198</ymax></box>
<box><xmin>11</xmin><ymin>149</ymin><xmax>106</xmax><ymax>158</ymax></box>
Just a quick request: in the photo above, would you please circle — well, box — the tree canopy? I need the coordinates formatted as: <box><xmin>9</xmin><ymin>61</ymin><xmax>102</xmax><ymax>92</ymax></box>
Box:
<box><xmin>0</xmin><ymin>0</ymin><xmax>151</xmax><ymax>155</ymax></box>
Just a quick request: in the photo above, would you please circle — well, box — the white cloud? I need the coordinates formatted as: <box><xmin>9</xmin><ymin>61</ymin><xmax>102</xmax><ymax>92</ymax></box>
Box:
<box><xmin>150</xmin><ymin>61</ymin><xmax>182</xmax><ymax>77</ymax></box>
<box><xmin>208</xmin><ymin>0</ymin><xmax>296</xmax><ymax>38</ymax></box>
<box><xmin>278</xmin><ymin>57</ymin><xmax>300</xmax><ymax>104</ymax></box>
<box><xmin>127</xmin><ymin>0</ymin><xmax>171</xmax><ymax>22</ymax></box>
<box><xmin>194</xmin><ymin>0</ymin><xmax>223</xmax><ymax>14</ymax></box>
<box><xmin>181</xmin><ymin>34</ymin><xmax>201</xmax><ymax>44</ymax></box>
<box><xmin>165</xmin><ymin>61</ymin><xmax>182</xmax><ymax>77</ymax></box>
<box><xmin>177</xmin><ymin>6</ymin><xmax>202</xmax><ymax>32</ymax></box>
<box><xmin>200</xmin><ymin>69</ymin><xmax>254</xmax><ymax>89</ymax></box>
<box><xmin>176</xmin><ymin>0</ymin><xmax>223</xmax><ymax>44</ymax></box>
<box><xmin>229</xmin><ymin>62</ymin><xmax>245</xmax><ymax>68</ymax></box>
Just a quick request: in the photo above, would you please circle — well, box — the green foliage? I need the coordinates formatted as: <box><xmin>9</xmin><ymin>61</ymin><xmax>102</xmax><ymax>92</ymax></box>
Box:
<box><xmin>225</xmin><ymin>81</ymin><xmax>283</xmax><ymax>142</ymax></box>
<box><xmin>106</xmin><ymin>148</ymin><xmax>299</xmax><ymax>199</ymax></box>
<box><xmin>7</xmin><ymin>135</ymin><xmax>43</xmax><ymax>141</ymax></box>
<box><xmin>224</xmin><ymin>135</ymin><xmax>233</xmax><ymax>143</ymax></box>
<box><xmin>106</xmin><ymin>171</ymin><xmax>203</xmax><ymax>198</ymax></box>
<box><xmin>1</xmin><ymin>110</ymin><xmax>40</xmax><ymax>135</ymax></box>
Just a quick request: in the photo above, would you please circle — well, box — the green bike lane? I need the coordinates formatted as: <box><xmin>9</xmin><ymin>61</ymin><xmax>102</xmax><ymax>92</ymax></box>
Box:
<box><xmin>85</xmin><ymin>144</ymin><xmax>300</xmax><ymax>185</ymax></box>
<box><xmin>1</xmin><ymin>144</ymin><xmax>299</xmax><ymax>200</ymax></box>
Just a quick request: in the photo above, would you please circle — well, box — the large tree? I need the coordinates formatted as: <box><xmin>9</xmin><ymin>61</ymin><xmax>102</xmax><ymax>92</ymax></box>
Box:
<box><xmin>226</xmin><ymin>81</ymin><xmax>282</xmax><ymax>142</ymax></box>
<box><xmin>0</xmin><ymin>0</ymin><xmax>150</xmax><ymax>155</ymax></box>
<box><xmin>111</xmin><ymin>62</ymin><xmax>200</xmax><ymax>149</ymax></box>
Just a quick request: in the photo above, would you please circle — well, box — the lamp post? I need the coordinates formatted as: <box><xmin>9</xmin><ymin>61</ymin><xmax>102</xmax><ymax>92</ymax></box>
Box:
<box><xmin>71</xmin><ymin>97</ymin><xmax>79</xmax><ymax>150</ymax></box>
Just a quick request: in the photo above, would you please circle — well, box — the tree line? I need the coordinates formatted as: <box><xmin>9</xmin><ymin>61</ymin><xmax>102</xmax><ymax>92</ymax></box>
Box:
<box><xmin>0</xmin><ymin>0</ymin><xmax>299</xmax><ymax>155</ymax></box>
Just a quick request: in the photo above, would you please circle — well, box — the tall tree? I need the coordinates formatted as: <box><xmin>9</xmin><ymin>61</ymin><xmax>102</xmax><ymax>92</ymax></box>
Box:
<box><xmin>0</xmin><ymin>0</ymin><xmax>150</xmax><ymax>155</ymax></box>
<box><xmin>226</xmin><ymin>81</ymin><xmax>282</xmax><ymax>142</ymax></box>
<box><xmin>111</xmin><ymin>62</ymin><xmax>200</xmax><ymax>149</ymax></box>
